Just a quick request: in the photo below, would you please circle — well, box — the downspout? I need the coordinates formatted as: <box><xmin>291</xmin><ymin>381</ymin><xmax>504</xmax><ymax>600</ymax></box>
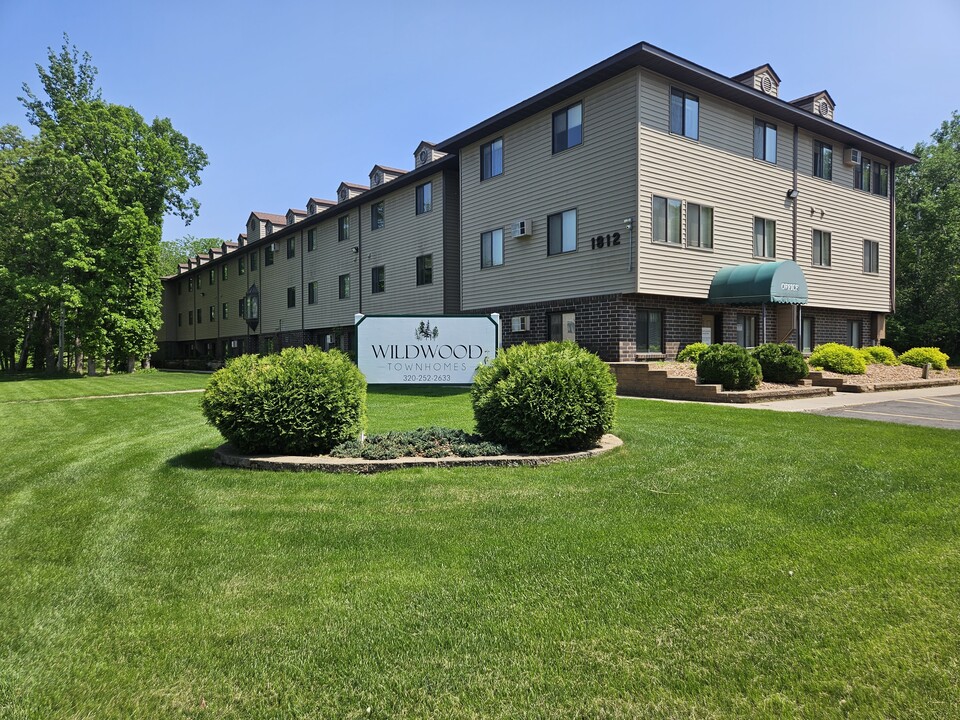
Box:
<box><xmin>889</xmin><ymin>161</ymin><xmax>897</xmax><ymax>315</ymax></box>
<box><xmin>357</xmin><ymin>207</ymin><xmax>363</xmax><ymax>315</ymax></box>
<box><xmin>300</xmin><ymin>229</ymin><xmax>305</xmax><ymax>347</ymax></box>
<box><xmin>792</xmin><ymin>123</ymin><xmax>800</xmax><ymax>348</ymax></box>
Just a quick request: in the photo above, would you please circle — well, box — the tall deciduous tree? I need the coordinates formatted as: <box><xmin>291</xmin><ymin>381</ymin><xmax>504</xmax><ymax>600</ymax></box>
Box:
<box><xmin>892</xmin><ymin>112</ymin><xmax>960</xmax><ymax>358</ymax></box>
<box><xmin>159</xmin><ymin>234</ymin><xmax>227</xmax><ymax>276</ymax></box>
<box><xmin>7</xmin><ymin>36</ymin><xmax>208</xmax><ymax>372</ymax></box>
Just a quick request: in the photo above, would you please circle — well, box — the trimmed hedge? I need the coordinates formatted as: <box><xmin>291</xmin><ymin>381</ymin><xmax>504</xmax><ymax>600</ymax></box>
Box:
<box><xmin>859</xmin><ymin>345</ymin><xmax>900</xmax><ymax>366</ymax></box>
<box><xmin>200</xmin><ymin>347</ymin><xmax>366</xmax><ymax>455</ymax></box>
<box><xmin>471</xmin><ymin>341</ymin><xmax>617</xmax><ymax>453</ymax></box>
<box><xmin>677</xmin><ymin>342</ymin><xmax>710</xmax><ymax>363</ymax></box>
<box><xmin>752</xmin><ymin>343</ymin><xmax>809</xmax><ymax>383</ymax></box>
<box><xmin>808</xmin><ymin>343</ymin><xmax>867</xmax><ymax>375</ymax></box>
<box><xmin>696</xmin><ymin>344</ymin><xmax>762</xmax><ymax>390</ymax></box>
<box><xmin>899</xmin><ymin>347</ymin><xmax>950</xmax><ymax>371</ymax></box>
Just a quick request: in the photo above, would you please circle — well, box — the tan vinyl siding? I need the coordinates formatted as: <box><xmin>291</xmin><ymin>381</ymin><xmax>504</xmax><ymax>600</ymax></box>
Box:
<box><xmin>258</xmin><ymin>230</ymin><xmax>304</xmax><ymax>336</ymax></box>
<box><xmin>636</xmin><ymin>70</ymin><xmax>889</xmax><ymax>311</ymax></box>
<box><xmin>459</xmin><ymin>73</ymin><xmax>638</xmax><ymax>310</ymax></box>
<box><xmin>304</xmin><ymin>207</ymin><xmax>362</xmax><ymax>329</ymax></box>
<box><xmin>360</xmin><ymin>171</ymin><xmax>446</xmax><ymax>316</ymax></box>
<box><xmin>217</xmin><ymin>250</ymin><xmax>252</xmax><ymax>339</ymax></box>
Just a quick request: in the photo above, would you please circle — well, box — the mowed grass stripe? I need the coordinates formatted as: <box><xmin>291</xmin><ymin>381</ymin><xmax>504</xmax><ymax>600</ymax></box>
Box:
<box><xmin>0</xmin><ymin>375</ymin><xmax>957</xmax><ymax>718</ymax></box>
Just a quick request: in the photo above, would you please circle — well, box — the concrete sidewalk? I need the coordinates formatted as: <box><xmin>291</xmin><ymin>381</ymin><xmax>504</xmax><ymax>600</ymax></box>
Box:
<box><xmin>736</xmin><ymin>383</ymin><xmax>960</xmax><ymax>413</ymax></box>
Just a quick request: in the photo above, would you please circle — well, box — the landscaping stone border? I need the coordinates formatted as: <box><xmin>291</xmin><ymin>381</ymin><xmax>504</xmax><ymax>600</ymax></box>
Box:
<box><xmin>214</xmin><ymin>434</ymin><xmax>624</xmax><ymax>474</ymax></box>
<box><xmin>807</xmin><ymin>372</ymin><xmax>960</xmax><ymax>393</ymax></box>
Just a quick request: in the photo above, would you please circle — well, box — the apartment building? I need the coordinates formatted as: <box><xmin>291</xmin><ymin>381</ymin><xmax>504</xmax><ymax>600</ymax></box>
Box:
<box><xmin>158</xmin><ymin>42</ymin><xmax>915</xmax><ymax>364</ymax></box>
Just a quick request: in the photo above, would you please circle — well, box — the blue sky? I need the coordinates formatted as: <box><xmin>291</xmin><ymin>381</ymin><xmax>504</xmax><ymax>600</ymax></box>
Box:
<box><xmin>2</xmin><ymin>0</ymin><xmax>958</xmax><ymax>245</ymax></box>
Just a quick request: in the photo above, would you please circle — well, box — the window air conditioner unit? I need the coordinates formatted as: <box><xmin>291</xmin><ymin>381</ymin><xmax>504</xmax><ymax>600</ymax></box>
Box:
<box><xmin>269</xmin><ymin>243</ymin><xmax>277</xmax><ymax>251</ymax></box>
<box><xmin>511</xmin><ymin>316</ymin><xmax>530</xmax><ymax>332</ymax></box>
<box><xmin>844</xmin><ymin>148</ymin><xmax>862</xmax><ymax>166</ymax></box>
<box><xmin>511</xmin><ymin>219</ymin><xmax>533</xmax><ymax>238</ymax></box>
<box><xmin>230</xmin><ymin>340</ymin><xmax>238</xmax><ymax>348</ymax></box>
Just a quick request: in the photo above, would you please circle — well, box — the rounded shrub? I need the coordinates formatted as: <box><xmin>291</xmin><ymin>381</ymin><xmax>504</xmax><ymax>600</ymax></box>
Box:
<box><xmin>471</xmin><ymin>341</ymin><xmax>617</xmax><ymax>453</ymax></box>
<box><xmin>859</xmin><ymin>345</ymin><xmax>900</xmax><ymax>366</ymax></box>
<box><xmin>677</xmin><ymin>342</ymin><xmax>709</xmax><ymax>363</ymax></box>
<box><xmin>807</xmin><ymin>343</ymin><xmax>867</xmax><ymax>374</ymax></box>
<box><xmin>751</xmin><ymin>343</ymin><xmax>809</xmax><ymax>383</ymax></box>
<box><xmin>200</xmin><ymin>347</ymin><xmax>367</xmax><ymax>455</ymax></box>
<box><xmin>696</xmin><ymin>344</ymin><xmax>762</xmax><ymax>390</ymax></box>
<box><xmin>898</xmin><ymin>346</ymin><xmax>950</xmax><ymax>371</ymax></box>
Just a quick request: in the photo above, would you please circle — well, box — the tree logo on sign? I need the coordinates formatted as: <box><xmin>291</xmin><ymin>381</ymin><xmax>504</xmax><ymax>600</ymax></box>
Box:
<box><xmin>414</xmin><ymin>321</ymin><xmax>440</xmax><ymax>341</ymax></box>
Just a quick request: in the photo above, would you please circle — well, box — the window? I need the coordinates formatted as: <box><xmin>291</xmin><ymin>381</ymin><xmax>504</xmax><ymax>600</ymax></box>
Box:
<box><xmin>339</xmin><ymin>274</ymin><xmax>350</xmax><ymax>299</ymax></box>
<box><xmin>416</xmin><ymin>182</ymin><xmax>432</xmax><ymax>214</ymax></box>
<box><xmin>209</xmin><ymin>305</ymin><xmax>215</xmax><ymax>322</ymax></box>
<box><xmin>196</xmin><ymin>308</ymin><xmax>201</xmax><ymax>324</ymax></box>
<box><xmin>307</xmin><ymin>229</ymin><xmax>316</xmax><ymax>251</ymax></box>
<box><xmin>855</xmin><ymin>156</ymin><xmax>872</xmax><ymax>192</ymax></box>
<box><xmin>548</xmin><ymin>312</ymin><xmax>576</xmax><ymax>342</ymax></box>
<box><xmin>371</xmin><ymin>265</ymin><xmax>385</xmax><ymax>293</ymax></box>
<box><xmin>238</xmin><ymin>298</ymin><xmax>245</xmax><ymax>318</ymax></box>
<box><xmin>754</xmin><ymin>217</ymin><xmax>776</xmax><ymax>258</ymax></box>
<box><xmin>872</xmin><ymin>162</ymin><xmax>889</xmax><ymax>197</ymax></box>
<box><xmin>222</xmin><ymin>265</ymin><xmax>227</xmax><ymax>281</ymax></box>
<box><xmin>286</xmin><ymin>236</ymin><xmax>296</xmax><ymax>259</ymax></box>
<box><xmin>814</xmin><ymin>140</ymin><xmax>833</xmax><ymax>180</ymax></box>
<box><xmin>249</xmin><ymin>251</ymin><xmax>258</xmax><ymax>271</ymax></box>
<box><xmin>812</xmin><ymin>229</ymin><xmax>832</xmax><ymax>267</ymax></box>
<box><xmin>863</xmin><ymin>239</ymin><xmax>880</xmax><ymax>273</ymax></box>
<box><xmin>736</xmin><ymin>314</ymin><xmax>758</xmax><ymax>348</ymax></box>
<box><xmin>371</xmin><ymin>201</ymin><xmax>384</xmax><ymax>230</ymax></box>
<box><xmin>209</xmin><ymin>269</ymin><xmax>215</xmax><ymax>285</ymax></box>
<box><xmin>753</xmin><ymin>119</ymin><xmax>777</xmax><ymax>163</ymax></box>
<box><xmin>197</xmin><ymin>274</ymin><xmax>202</xmax><ymax>289</ymax></box>
<box><xmin>178</xmin><ymin>312</ymin><xmax>182</xmax><ymax>327</ymax></box>
<box><xmin>338</xmin><ymin>215</ymin><xmax>350</xmax><ymax>242</ymax></box>
<box><xmin>416</xmin><ymin>254</ymin><xmax>433</xmax><ymax>286</ymax></box>
<box><xmin>652</xmin><ymin>196</ymin><xmax>682</xmax><ymax>245</ymax></box>
<box><xmin>308</xmin><ymin>281</ymin><xmax>317</xmax><ymax>305</ymax></box>
<box><xmin>801</xmin><ymin>316</ymin><xmax>815</xmax><ymax>353</ymax></box>
<box><xmin>188</xmin><ymin>310</ymin><xmax>193</xmax><ymax>325</ymax></box>
<box><xmin>481</xmin><ymin>228</ymin><xmax>504</xmax><ymax>268</ymax></box>
<box><xmin>636</xmin><ymin>310</ymin><xmax>663</xmax><ymax>353</ymax></box>
<box><xmin>848</xmin><ymin>320</ymin><xmax>862</xmax><ymax>349</ymax></box>
<box><xmin>669</xmin><ymin>88</ymin><xmax>699</xmax><ymax>140</ymax></box>
<box><xmin>547</xmin><ymin>209</ymin><xmax>577</xmax><ymax>255</ymax></box>
<box><xmin>552</xmin><ymin>102</ymin><xmax>583</xmax><ymax>153</ymax></box>
<box><xmin>265</xmin><ymin>244</ymin><xmax>274</xmax><ymax>266</ymax></box>
<box><xmin>188</xmin><ymin>278</ymin><xmax>193</xmax><ymax>292</ymax></box>
<box><xmin>222</xmin><ymin>303</ymin><xmax>228</xmax><ymax>320</ymax></box>
<box><xmin>686</xmin><ymin>203</ymin><xmax>714</xmax><ymax>249</ymax></box>
<box><xmin>481</xmin><ymin>138</ymin><xmax>503</xmax><ymax>180</ymax></box>
<box><xmin>287</xmin><ymin>287</ymin><xmax>296</xmax><ymax>308</ymax></box>
<box><xmin>238</xmin><ymin>257</ymin><xmax>245</xmax><ymax>276</ymax></box>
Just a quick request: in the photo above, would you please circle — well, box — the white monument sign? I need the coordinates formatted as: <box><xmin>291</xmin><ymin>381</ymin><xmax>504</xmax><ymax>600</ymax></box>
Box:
<box><xmin>355</xmin><ymin>314</ymin><xmax>500</xmax><ymax>384</ymax></box>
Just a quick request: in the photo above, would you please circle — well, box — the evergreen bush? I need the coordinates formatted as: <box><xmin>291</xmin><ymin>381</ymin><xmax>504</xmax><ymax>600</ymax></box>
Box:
<box><xmin>751</xmin><ymin>343</ymin><xmax>809</xmax><ymax>383</ymax></box>
<box><xmin>677</xmin><ymin>342</ymin><xmax>709</xmax><ymax>363</ymax></box>
<box><xmin>808</xmin><ymin>343</ymin><xmax>867</xmax><ymax>374</ymax></box>
<box><xmin>330</xmin><ymin>427</ymin><xmax>506</xmax><ymax>460</ymax></box>
<box><xmin>859</xmin><ymin>345</ymin><xmax>900</xmax><ymax>366</ymax></box>
<box><xmin>471</xmin><ymin>341</ymin><xmax>617</xmax><ymax>453</ymax></box>
<box><xmin>696</xmin><ymin>344</ymin><xmax>762</xmax><ymax>390</ymax></box>
<box><xmin>200</xmin><ymin>347</ymin><xmax>366</xmax><ymax>455</ymax></box>
<box><xmin>898</xmin><ymin>347</ymin><xmax>950</xmax><ymax>371</ymax></box>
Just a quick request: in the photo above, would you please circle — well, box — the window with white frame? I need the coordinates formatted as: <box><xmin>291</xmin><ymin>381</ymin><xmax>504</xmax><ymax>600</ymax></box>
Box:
<box><xmin>863</xmin><ymin>239</ymin><xmax>879</xmax><ymax>273</ymax></box>
<box><xmin>481</xmin><ymin>228</ymin><xmax>504</xmax><ymax>268</ymax></box>
<box><xmin>669</xmin><ymin>88</ymin><xmax>699</xmax><ymax>140</ymax></box>
<box><xmin>753</xmin><ymin>119</ymin><xmax>777</xmax><ymax>163</ymax></box>
<box><xmin>481</xmin><ymin>138</ymin><xmax>503</xmax><ymax>180</ymax></box>
<box><xmin>686</xmin><ymin>203</ymin><xmax>713</xmax><ymax>249</ymax></box>
<box><xmin>652</xmin><ymin>196</ymin><xmax>682</xmax><ymax>245</ymax></box>
<box><xmin>812</xmin><ymin>229</ymin><xmax>831</xmax><ymax>267</ymax></box>
<box><xmin>753</xmin><ymin>217</ymin><xmax>776</xmax><ymax>258</ymax></box>
<box><xmin>552</xmin><ymin>102</ymin><xmax>583</xmax><ymax>153</ymax></box>
<box><xmin>547</xmin><ymin>209</ymin><xmax>577</xmax><ymax>255</ymax></box>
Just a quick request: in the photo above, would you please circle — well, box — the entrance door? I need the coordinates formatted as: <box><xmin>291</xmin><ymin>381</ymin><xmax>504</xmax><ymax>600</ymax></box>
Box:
<box><xmin>701</xmin><ymin>314</ymin><xmax>720</xmax><ymax>344</ymax></box>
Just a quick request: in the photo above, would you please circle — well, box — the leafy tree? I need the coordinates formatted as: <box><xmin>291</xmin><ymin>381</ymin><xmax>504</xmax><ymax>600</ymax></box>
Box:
<box><xmin>891</xmin><ymin>112</ymin><xmax>960</xmax><ymax>357</ymax></box>
<box><xmin>160</xmin><ymin>234</ymin><xmax>226</xmax><ymax>276</ymax></box>
<box><xmin>5</xmin><ymin>35</ymin><xmax>208</xmax><ymax>372</ymax></box>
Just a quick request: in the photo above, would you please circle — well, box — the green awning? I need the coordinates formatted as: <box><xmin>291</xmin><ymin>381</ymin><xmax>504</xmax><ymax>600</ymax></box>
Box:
<box><xmin>707</xmin><ymin>260</ymin><xmax>808</xmax><ymax>305</ymax></box>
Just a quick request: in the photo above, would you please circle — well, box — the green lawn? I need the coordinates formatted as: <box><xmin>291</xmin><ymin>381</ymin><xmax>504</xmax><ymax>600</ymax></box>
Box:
<box><xmin>1</xmin><ymin>374</ymin><xmax>958</xmax><ymax>718</ymax></box>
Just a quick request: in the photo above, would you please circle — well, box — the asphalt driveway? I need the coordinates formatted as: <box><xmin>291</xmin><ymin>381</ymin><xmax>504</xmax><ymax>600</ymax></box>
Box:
<box><xmin>813</xmin><ymin>393</ymin><xmax>960</xmax><ymax>430</ymax></box>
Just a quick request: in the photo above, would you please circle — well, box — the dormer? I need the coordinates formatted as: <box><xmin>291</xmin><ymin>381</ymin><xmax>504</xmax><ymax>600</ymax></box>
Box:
<box><xmin>286</xmin><ymin>208</ymin><xmax>307</xmax><ymax>226</ymax></box>
<box><xmin>177</xmin><ymin>262</ymin><xmax>189</xmax><ymax>274</ymax></box>
<box><xmin>732</xmin><ymin>64</ymin><xmax>781</xmax><ymax>98</ymax></box>
<box><xmin>237</xmin><ymin>232</ymin><xmax>247</xmax><ymax>248</ymax></box>
<box><xmin>369</xmin><ymin>165</ymin><xmax>406</xmax><ymax>188</ymax></box>
<box><xmin>306</xmin><ymin>198</ymin><xmax>337</xmax><ymax>216</ymax></box>
<box><xmin>790</xmin><ymin>91</ymin><xmax>836</xmax><ymax>121</ymax></box>
<box><xmin>248</xmin><ymin>212</ymin><xmax>287</xmax><ymax>240</ymax></box>
<box><xmin>337</xmin><ymin>182</ymin><xmax>369</xmax><ymax>203</ymax></box>
<box><xmin>414</xmin><ymin>141</ymin><xmax>446</xmax><ymax>168</ymax></box>
<box><xmin>247</xmin><ymin>215</ymin><xmax>261</xmax><ymax>242</ymax></box>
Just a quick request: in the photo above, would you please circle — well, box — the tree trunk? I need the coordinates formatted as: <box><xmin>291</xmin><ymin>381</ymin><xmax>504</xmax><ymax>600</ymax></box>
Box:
<box><xmin>18</xmin><ymin>310</ymin><xmax>38</xmax><ymax>371</ymax></box>
<box><xmin>104</xmin><ymin>357</ymin><xmax>111</xmax><ymax>376</ymax></box>
<box><xmin>126</xmin><ymin>356</ymin><xmax>136</xmax><ymax>373</ymax></box>
<box><xmin>42</xmin><ymin>310</ymin><xmax>57</xmax><ymax>373</ymax></box>
<box><xmin>141</xmin><ymin>355</ymin><xmax>151</xmax><ymax>370</ymax></box>
<box><xmin>87</xmin><ymin>357</ymin><xmax>97</xmax><ymax>376</ymax></box>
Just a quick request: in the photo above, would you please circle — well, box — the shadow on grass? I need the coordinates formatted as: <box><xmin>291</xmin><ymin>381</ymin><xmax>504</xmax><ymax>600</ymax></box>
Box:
<box><xmin>167</xmin><ymin>448</ymin><xmax>218</xmax><ymax>470</ymax></box>
<box><xmin>0</xmin><ymin>370</ymin><xmax>83</xmax><ymax>383</ymax></box>
<box><xmin>370</xmin><ymin>384</ymin><xmax>471</xmax><ymax>398</ymax></box>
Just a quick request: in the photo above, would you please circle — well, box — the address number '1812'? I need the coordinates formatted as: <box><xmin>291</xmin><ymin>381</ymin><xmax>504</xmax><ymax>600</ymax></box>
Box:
<box><xmin>590</xmin><ymin>232</ymin><xmax>621</xmax><ymax>250</ymax></box>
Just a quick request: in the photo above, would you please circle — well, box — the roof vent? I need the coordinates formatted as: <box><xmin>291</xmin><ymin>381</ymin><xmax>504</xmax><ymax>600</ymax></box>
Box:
<box><xmin>761</xmin><ymin>74</ymin><xmax>773</xmax><ymax>94</ymax></box>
